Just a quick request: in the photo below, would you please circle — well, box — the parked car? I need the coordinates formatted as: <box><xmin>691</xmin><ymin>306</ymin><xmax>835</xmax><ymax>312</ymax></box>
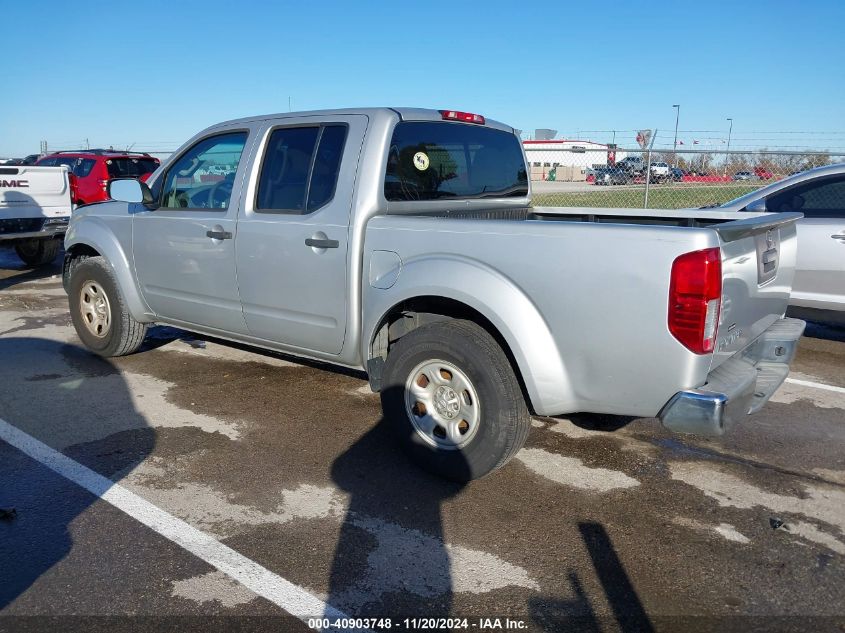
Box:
<box><xmin>718</xmin><ymin>162</ymin><xmax>845</xmax><ymax>321</ymax></box>
<box><xmin>36</xmin><ymin>150</ymin><xmax>160</xmax><ymax>206</ymax></box>
<box><xmin>65</xmin><ymin>107</ymin><xmax>803</xmax><ymax>480</ymax></box>
<box><xmin>1</xmin><ymin>165</ymin><xmax>73</xmax><ymax>265</ymax></box>
<box><xmin>755</xmin><ymin>167</ymin><xmax>774</xmax><ymax>180</ymax></box>
<box><xmin>649</xmin><ymin>162</ymin><xmax>670</xmax><ymax>182</ymax></box>
<box><xmin>19</xmin><ymin>154</ymin><xmax>44</xmax><ymax>166</ymax></box>
<box><xmin>593</xmin><ymin>167</ymin><xmax>629</xmax><ymax>185</ymax></box>
<box><xmin>2</xmin><ymin>154</ymin><xmax>43</xmax><ymax>166</ymax></box>
<box><xmin>732</xmin><ymin>171</ymin><xmax>758</xmax><ymax>181</ymax></box>
<box><xmin>670</xmin><ymin>167</ymin><xmax>686</xmax><ymax>181</ymax></box>
<box><xmin>615</xmin><ymin>156</ymin><xmax>644</xmax><ymax>176</ymax></box>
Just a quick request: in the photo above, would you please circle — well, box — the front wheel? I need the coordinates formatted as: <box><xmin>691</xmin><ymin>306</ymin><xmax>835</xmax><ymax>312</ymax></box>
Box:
<box><xmin>68</xmin><ymin>256</ymin><xmax>148</xmax><ymax>357</ymax></box>
<box><xmin>15</xmin><ymin>238</ymin><xmax>60</xmax><ymax>266</ymax></box>
<box><xmin>381</xmin><ymin>320</ymin><xmax>531</xmax><ymax>481</ymax></box>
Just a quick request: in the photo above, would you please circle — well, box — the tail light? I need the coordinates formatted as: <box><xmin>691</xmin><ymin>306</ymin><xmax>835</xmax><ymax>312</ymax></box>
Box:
<box><xmin>440</xmin><ymin>110</ymin><xmax>485</xmax><ymax>125</ymax></box>
<box><xmin>668</xmin><ymin>247</ymin><xmax>722</xmax><ymax>354</ymax></box>
<box><xmin>99</xmin><ymin>179</ymin><xmax>109</xmax><ymax>192</ymax></box>
<box><xmin>68</xmin><ymin>173</ymin><xmax>79</xmax><ymax>203</ymax></box>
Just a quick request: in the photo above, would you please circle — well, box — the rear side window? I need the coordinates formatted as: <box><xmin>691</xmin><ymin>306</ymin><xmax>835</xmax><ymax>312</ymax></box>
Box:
<box><xmin>43</xmin><ymin>157</ymin><xmax>96</xmax><ymax>177</ymax></box>
<box><xmin>384</xmin><ymin>121</ymin><xmax>527</xmax><ymax>201</ymax></box>
<box><xmin>256</xmin><ymin>124</ymin><xmax>348</xmax><ymax>214</ymax></box>
<box><xmin>766</xmin><ymin>175</ymin><xmax>845</xmax><ymax>218</ymax></box>
<box><xmin>106</xmin><ymin>157</ymin><xmax>159</xmax><ymax>178</ymax></box>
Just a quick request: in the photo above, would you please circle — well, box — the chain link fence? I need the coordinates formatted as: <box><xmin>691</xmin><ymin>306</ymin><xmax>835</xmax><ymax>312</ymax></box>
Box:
<box><xmin>526</xmin><ymin>147</ymin><xmax>844</xmax><ymax>209</ymax></box>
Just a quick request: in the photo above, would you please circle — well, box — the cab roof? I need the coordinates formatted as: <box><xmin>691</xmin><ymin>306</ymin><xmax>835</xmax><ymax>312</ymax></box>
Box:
<box><xmin>212</xmin><ymin>107</ymin><xmax>515</xmax><ymax>134</ymax></box>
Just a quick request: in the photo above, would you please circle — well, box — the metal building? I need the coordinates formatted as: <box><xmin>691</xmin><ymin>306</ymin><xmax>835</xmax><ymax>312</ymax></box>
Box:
<box><xmin>523</xmin><ymin>140</ymin><xmax>628</xmax><ymax>181</ymax></box>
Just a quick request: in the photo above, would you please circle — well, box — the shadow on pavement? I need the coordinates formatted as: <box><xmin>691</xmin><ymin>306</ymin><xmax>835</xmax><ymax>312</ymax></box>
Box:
<box><xmin>565</xmin><ymin>412</ymin><xmax>638</xmax><ymax>433</ymax></box>
<box><xmin>802</xmin><ymin>320</ymin><xmax>845</xmax><ymax>343</ymax></box>
<box><xmin>0</xmin><ymin>337</ymin><xmax>154</xmax><ymax>609</ymax></box>
<box><xmin>327</xmin><ymin>385</ymin><xmax>468</xmax><ymax>617</ymax></box>
<box><xmin>325</xmin><ymin>387</ymin><xmax>654</xmax><ymax>630</ymax></box>
<box><xmin>528</xmin><ymin>523</ymin><xmax>653</xmax><ymax>632</ymax></box>
<box><xmin>579</xmin><ymin>522</ymin><xmax>654</xmax><ymax>633</ymax></box>
<box><xmin>0</xmin><ymin>248</ymin><xmax>63</xmax><ymax>291</ymax></box>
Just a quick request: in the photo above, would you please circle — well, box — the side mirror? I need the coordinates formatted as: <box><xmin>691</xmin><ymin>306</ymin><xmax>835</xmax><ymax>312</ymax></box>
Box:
<box><xmin>108</xmin><ymin>178</ymin><xmax>155</xmax><ymax>207</ymax></box>
<box><xmin>745</xmin><ymin>198</ymin><xmax>767</xmax><ymax>213</ymax></box>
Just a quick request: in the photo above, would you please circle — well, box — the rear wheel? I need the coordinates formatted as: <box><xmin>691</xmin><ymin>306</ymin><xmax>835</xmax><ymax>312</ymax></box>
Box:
<box><xmin>68</xmin><ymin>256</ymin><xmax>148</xmax><ymax>357</ymax></box>
<box><xmin>14</xmin><ymin>238</ymin><xmax>60</xmax><ymax>266</ymax></box>
<box><xmin>381</xmin><ymin>320</ymin><xmax>531</xmax><ymax>481</ymax></box>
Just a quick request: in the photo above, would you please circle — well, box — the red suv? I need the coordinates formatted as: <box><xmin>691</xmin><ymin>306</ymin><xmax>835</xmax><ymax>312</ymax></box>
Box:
<box><xmin>36</xmin><ymin>150</ymin><xmax>160</xmax><ymax>206</ymax></box>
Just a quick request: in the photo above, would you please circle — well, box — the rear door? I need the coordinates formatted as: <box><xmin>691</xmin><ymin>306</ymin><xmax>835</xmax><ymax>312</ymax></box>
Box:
<box><xmin>763</xmin><ymin>174</ymin><xmax>845</xmax><ymax>312</ymax></box>
<box><xmin>235</xmin><ymin>114</ymin><xmax>367</xmax><ymax>354</ymax></box>
<box><xmin>132</xmin><ymin>127</ymin><xmax>257</xmax><ymax>333</ymax></box>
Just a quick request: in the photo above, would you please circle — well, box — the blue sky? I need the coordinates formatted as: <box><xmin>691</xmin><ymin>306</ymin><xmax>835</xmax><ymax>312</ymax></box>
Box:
<box><xmin>2</xmin><ymin>0</ymin><xmax>844</xmax><ymax>155</ymax></box>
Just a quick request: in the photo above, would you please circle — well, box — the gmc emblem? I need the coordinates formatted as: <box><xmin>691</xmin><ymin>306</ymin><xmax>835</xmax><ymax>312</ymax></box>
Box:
<box><xmin>0</xmin><ymin>180</ymin><xmax>29</xmax><ymax>188</ymax></box>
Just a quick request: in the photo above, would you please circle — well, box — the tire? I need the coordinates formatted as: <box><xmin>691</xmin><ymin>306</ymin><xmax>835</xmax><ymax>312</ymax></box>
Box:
<box><xmin>15</xmin><ymin>238</ymin><xmax>60</xmax><ymax>267</ymax></box>
<box><xmin>381</xmin><ymin>320</ymin><xmax>531</xmax><ymax>481</ymax></box>
<box><xmin>68</xmin><ymin>256</ymin><xmax>148</xmax><ymax>357</ymax></box>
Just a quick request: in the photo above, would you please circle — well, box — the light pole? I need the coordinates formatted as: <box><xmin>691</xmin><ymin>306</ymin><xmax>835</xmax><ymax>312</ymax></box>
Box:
<box><xmin>724</xmin><ymin>117</ymin><xmax>733</xmax><ymax>177</ymax></box>
<box><xmin>672</xmin><ymin>104</ymin><xmax>680</xmax><ymax>166</ymax></box>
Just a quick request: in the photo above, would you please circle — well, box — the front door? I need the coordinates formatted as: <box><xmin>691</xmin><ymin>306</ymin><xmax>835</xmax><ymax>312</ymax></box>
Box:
<box><xmin>132</xmin><ymin>128</ymin><xmax>253</xmax><ymax>333</ymax></box>
<box><xmin>235</xmin><ymin>115</ymin><xmax>368</xmax><ymax>354</ymax></box>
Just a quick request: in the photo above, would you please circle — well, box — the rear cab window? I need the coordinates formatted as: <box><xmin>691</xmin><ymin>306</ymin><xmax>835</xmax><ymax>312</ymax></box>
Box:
<box><xmin>384</xmin><ymin>121</ymin><xmax>527</xmax><ymax>201</ymax></box>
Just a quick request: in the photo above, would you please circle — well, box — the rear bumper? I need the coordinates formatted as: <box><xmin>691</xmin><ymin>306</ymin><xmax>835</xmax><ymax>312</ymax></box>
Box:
<box><xmin>0</xmin><ymin>217</ymin><xmax>69</xmax><ymax>243</ymax></box>
<box><xmin>658</xmin><ymin>317</ymin><xmax>806</xmax><ymax>435</ymax></box>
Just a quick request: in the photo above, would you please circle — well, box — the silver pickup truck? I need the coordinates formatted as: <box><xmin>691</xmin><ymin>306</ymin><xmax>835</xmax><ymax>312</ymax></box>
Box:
<box><xmin>63</xmin><ymin>107</ymin><xmax>805</xmax><ymax>480</ymax></box>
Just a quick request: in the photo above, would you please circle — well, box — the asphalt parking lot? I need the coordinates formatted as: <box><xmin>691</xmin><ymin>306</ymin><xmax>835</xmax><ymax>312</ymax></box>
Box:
<box><xmin>1</xmin><ymin>248</ymin><xmax>844</xmax><ymax>632</ymax></box>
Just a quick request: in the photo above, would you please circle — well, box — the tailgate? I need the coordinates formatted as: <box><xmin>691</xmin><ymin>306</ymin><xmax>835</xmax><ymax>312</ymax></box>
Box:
<box><xmin>0</xmin><ymin>166</ymin><xmax>72</xmax><ymax>218</ymax></box>
<box><xmin>711</xmin><ymin>212</ymin><xmax>802</xmax><ymax>370</ymax></box>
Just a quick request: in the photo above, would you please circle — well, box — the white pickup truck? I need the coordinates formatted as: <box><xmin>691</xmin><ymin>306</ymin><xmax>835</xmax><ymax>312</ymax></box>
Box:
<box><xmin>649</xmin><ymin>161</ymin><xmax>671</xmax><ymax>182</ymax></box>
<box><xmin>64</xmin><ymin>107</ymin><xmax>805</xmax><ymax>480</ymax></box>
<box><xmin>0</xmin><ymin>165</ymin><xmax>73</xmax><ymax>266</ymax></box>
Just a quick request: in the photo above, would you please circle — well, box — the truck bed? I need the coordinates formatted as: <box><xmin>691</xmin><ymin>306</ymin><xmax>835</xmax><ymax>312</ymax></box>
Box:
<box><xmin>363</xmin><ymin>207</ymin><xmax>801</xmax><ymax>417</ymax></box>
<box><xmin>399</xmin><ymin>204</ymin><xmax>793</xmax><ymax>231</ymax></box>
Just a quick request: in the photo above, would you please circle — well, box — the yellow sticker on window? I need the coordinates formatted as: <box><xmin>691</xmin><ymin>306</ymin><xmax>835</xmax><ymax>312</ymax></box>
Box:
<box><xmin>413</xmin><ymin>152</ymin><xmax>430</xmax><ymax>171</ymax></box>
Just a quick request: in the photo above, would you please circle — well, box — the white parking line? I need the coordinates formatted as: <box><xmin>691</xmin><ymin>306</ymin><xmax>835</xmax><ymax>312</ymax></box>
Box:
<box><xmin>785</xmin><ymin>378</ymin><xmax>845</xmax><ymax>394</ymax></box>
<box><xmin>0</xmin><ymin>417</ymin><xmax>349</xmax><ymax>625</ymax></box>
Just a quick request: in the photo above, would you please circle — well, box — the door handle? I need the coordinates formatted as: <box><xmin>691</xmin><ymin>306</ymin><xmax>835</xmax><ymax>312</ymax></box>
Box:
<box><xmin>831</xmin><ymin>234</ymin><xmax>845</xmax><ymax>241</ymax></box>
<box><xmin>206</xmin><ymin>229</ymin><xmax>232</xmax><ymax>240</ymax></box>
<box><xmin>305</xmin><ymin>238</ymin><xmax>339</xmax><ymax>249</ymax></box>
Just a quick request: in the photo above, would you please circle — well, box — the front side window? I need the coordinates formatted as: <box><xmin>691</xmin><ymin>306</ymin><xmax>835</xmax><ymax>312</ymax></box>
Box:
<box><xmin>384</xmin><ymin>121</ymin><xmax>527</xmax><ymax>201</ymax></box>
<box><xmin>159</xmin><ymin>132</ymin><xmax>247</xmax><ymax>210</ymax></box>
<box><xmin>256</xmin><ymin>124</ymin><xmax>348</xmax><ymax>213</ymax></box>
<box><xmin>766</xmin><ymin>175</ymin><xmax>845</xmax><ymax>217</ymax></box>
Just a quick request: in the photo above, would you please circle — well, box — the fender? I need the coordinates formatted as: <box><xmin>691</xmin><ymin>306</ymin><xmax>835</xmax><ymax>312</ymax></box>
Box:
<box><xmin>363</xmin><ymin>254</ymin><xmax>575</xmax><ymax>416</ymax></box>
<box><xmin>64</xmin><ymin>216</ymin><xmax>153</xmax><ymax>323</ymax></box>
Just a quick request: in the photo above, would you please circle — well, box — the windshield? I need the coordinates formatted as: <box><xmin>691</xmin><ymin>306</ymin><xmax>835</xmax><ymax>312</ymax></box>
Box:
<box><xmin>106</xmin><ymin>157</ymin><xmax>159</xmax><ymax>178</ymax></box>
<box><xmin>717</xmin><ymin>179</ymin><xmax>783</xmax><ymax>208</ymax></box>
<box><xmin>384</xmin><ymin>121</ymin><xmax>527</xmax><ymax>201</ymax></box>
